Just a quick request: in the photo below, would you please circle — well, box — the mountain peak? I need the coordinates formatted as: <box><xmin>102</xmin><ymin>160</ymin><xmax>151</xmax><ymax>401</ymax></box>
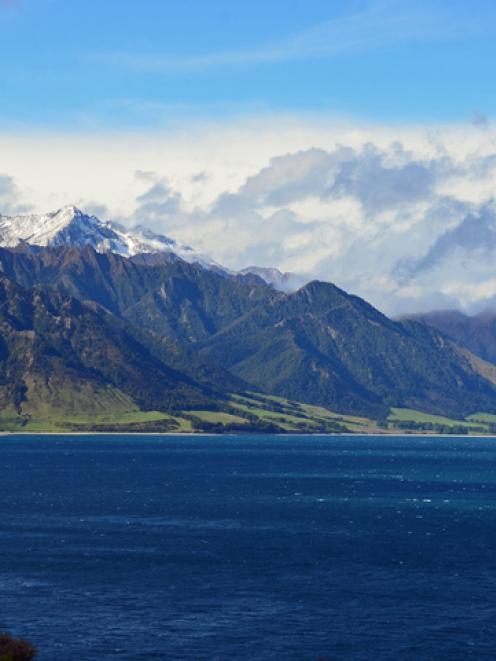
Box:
<box><xmin>297</xmin><ymin>279</ymin><xmax>340</xmax><ymax>297</ymax></box>
<box><xmin>0</xmin><ymin>205</ymin><xmax>308</xmax><ymax>293</ymax></box>
<box><xmin>0</xmin><ymin>206</ymin><xmax>208</xmax><ymax>263</ymax></box>
<box><xmin>54</xmin><ymin>204</ymin><xmax>84</xmax><ymax>218</ymax></box>
<box><xmin>45</xmin><ymin>205</ymin><xmax>91</xmax><ymax>229</ymax></box>
<box><xmin>238</xmin><ymin>266</ymin><xmax>305</xmax><ymax>292</ymax></box>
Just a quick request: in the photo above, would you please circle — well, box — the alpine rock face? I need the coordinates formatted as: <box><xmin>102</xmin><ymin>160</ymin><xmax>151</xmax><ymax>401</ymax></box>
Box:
<box><xmin>0</xmin><ymin>205</ymin><xmax>218</xmax><ymax>268</ymax></box>
<box><xmin>0</xmin><ymin>205</ymin><xmax>302</xmax><ymax>290</ymax></box>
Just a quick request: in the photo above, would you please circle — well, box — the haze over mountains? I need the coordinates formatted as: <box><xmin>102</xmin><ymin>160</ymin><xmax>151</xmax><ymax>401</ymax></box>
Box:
<box><xmin>2</xmin><ymin>205</ymin><xmax>496</xmax><ymax>430</ymax></box>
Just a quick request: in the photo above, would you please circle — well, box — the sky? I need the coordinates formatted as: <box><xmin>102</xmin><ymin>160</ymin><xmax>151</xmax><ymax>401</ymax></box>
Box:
<box><xmin>1</xmin><ymin>0</ymin><xmax>496</xmax><ymax>314</ymax></box>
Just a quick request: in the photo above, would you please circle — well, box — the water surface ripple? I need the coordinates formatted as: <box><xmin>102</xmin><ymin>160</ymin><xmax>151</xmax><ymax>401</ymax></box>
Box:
<box><xmin>1</xmin><ymin>434</ymin><xmax>496</xmax><ymax>660</ymax></box>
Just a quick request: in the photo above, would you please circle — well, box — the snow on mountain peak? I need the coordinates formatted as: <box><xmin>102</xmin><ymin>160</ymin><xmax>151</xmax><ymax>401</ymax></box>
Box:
<box><xmin>0</xmin><ymin>206</ymin><xmax>216</xmax><ymax>267</ymax></box>
<box><xmin>0</xmin><ymin>205</ymin><xmax>303</xmax><ymax>291</ymax></box>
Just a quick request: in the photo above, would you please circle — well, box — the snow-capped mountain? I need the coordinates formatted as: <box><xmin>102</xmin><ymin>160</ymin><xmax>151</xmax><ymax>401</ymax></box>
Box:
<box><xmin>0</xmin><ymin>205</ymin><xmax>303</xmax><ymax>291</ymax></box>
<box><xmin>0</xmin><ymin>206</ymin><xmax>218</xmax><ymax>268</ymax></box>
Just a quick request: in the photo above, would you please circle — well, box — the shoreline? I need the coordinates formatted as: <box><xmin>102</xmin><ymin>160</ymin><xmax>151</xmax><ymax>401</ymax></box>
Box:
<box><xmin>1</xmin><ymin>431</ymin><xmax>496</xmax><ymax>438</ymax></box>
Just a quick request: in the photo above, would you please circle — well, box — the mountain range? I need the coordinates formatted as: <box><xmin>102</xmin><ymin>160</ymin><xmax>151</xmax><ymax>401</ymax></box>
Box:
<box><xmin>402</xmin><ymin>309</ymin><xmax>496</xmax><ymax>366</ymax></box>
<box><xmin>0</xmin><ymin>205</ymin><xmax>292</xmax><ymax>290</ymax></box>
<box><xmin>2</xmin><ymin>206</ymin><xmax>496</xmax><ymax>431</ymax></box>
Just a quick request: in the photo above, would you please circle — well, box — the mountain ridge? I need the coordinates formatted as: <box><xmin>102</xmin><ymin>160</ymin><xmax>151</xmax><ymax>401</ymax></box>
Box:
<box><xmin>0</xmin><ymin>205</ymin><xmax>217</xmax><ymax>265</ymax></box>
<box><xmin>0</xmin><ymin>205</ymin><xmax>297</xmax><ymax>291</ymax></box>
<box><xmin>402</xmin><ymin>308</ymin><xmax>496</xmax><ymax>366</ymax></box>
<box><xmin>0</xmin><ymin>273</ymin><xmax>221</xmax><ymax>419</ymax></box>
<box><xmin>195</xmin><ymin>278</ymin><xmax>496</xmax><ymax>417</ymax></box>
<box><xmin>2</xmin><ymin>209</ymin><xmax>496</xmax><ymax>424</ymax></box>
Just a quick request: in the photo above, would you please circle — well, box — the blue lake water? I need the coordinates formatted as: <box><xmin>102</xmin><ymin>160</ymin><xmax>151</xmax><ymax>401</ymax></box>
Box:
<box><xmin>1</xmin><ymin>434</ymin><xmax>496</xmax><ymax>660</ymax></box>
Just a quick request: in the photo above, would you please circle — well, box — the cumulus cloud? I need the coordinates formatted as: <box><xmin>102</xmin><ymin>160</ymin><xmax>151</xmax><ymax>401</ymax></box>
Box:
<box><xmin>232</xmin><ymin>142</ymin><xmax>453</xmax><ymax>217</ymax></box>
<box><xmin>324</xmin><ymin>143</ymin><xmax>451</xmax><ymax>214</ymax></box>
<box><xmin>127</xmin><ymin>137</ymin><xmax>496</xmax><ymax>315</ymax></box>
<box><xmin>400</xmin><ymin>200</ymin><xmax>496</xmax><ymax>278</ymax></box>
<box><xmin>0</xmin><ymin>174</ymin><xmax>31</xmax><ymax>215</ymax></box>
<box><xmin>383</xmin><ymin>199</ymin><xmax>496</xmax><ymax>313</ymax></box>
<box><xmin>472</xmin><ymin>110</ymin><xmax>490</xmax><ymax>129</ymax></box>
<box><xmin>237</xmin><ymin>148</ymin><xmax>336</xmax><ymax>206</ymax></box>
<box><xmin>191</xmin><ymin>171</ymin><xmax>208</xmax><ymax>184</ymax></box>
<box><xmin>80</xmin><ymin>201</ymin><xmax>111</xmax><ymax>219</ymax></box>
<box><xmin>133</xmin><ymin>172</ymin><xmax>182</xmax><ymax>230</ymax></box>
<box><xmin>2</xmin><ymin>118</ymin><xmax>496</xmax><ymax>315</ymax></box>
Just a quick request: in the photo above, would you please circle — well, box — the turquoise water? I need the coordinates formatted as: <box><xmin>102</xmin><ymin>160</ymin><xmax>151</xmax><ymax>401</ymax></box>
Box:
<box><xmin>1</xmin><ymin>434</ymin><xmax>496</xmax><ymax>659</ymax></box>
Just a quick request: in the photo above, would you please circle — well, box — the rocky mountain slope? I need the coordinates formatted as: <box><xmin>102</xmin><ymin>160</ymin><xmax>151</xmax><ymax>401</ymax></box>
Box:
<box><xmin>0</xmin><ymin>274</ymin><xmax>225</xmax><ymax>423</ymax></box>
<box><xmin>0</xmin><ymin>205</ymin><xmax>292</xmax><ymax>289</ymax></box>
<box><xmin>1</xmin><ymin>244</ymin><xmax>496</xmax><ymax>420</ymax></box>
<box><xmin>0</xmin><ymin>244</ymin><xmax>277</xmax><ymax>342</ymax></box>
<box><xmin>403</xmin><ymin>309</ymin><xmax>496</xmax><ymax>366</ymax></box>
<box><xmin>196</xmin><ymin>280</ymin><xmax>496</xmax><ymax>417</ymax></box>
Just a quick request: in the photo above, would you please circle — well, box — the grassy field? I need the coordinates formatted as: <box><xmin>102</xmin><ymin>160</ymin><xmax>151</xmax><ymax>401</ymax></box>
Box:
<box><xmin>230</xmin><ymin>399</ymin><xmax>318</xmax><ymax>428</ymax></box>
<box><xmin>229</xmin><ymin>393</ymin><xmax>364</xmax><ymax>432</ymax></box>
<box><xmin>182</xmin><ymin>410</ymin><xmax>248</xmax><ymax>425</ymax></box>
<box><xmin>236</xmin><ymin>393</ymin><xmax>376</xmax><ymax>431</ymax></box>
<box><xmin>3</xmin><ymin>389</ymin><xmax>496</xmax><ymax>435</ymax></box>
<box><xmin>389</xmin><ymin>408</ymin><xmax>476</xmax><ymax>426</ymax></box>
<box><xmin>466</xmin><ymin>412</ymin><xmax>496</xmax><ymax>424</ymax></box>
<box><xmin>388</xmin><ymin>407</ymin><xmax>490</xmax><ymax>432</ymax></box>
<box><xmin>0</xmin><ymin>409</ymin><xmax>181</xmax><ymax>433</ymax></box>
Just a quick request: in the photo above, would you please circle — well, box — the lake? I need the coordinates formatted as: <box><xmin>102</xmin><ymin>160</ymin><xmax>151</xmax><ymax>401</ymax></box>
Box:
<box><xmin>1</xmin><ymin>434</ymin><xmax>496</xmax><ymax>660</ymax></box>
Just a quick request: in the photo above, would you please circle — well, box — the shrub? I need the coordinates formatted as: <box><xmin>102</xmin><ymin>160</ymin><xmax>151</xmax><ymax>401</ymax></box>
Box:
<box><xmin>0</xmin><ymin>633</ymin><xmax>37</xmax><ymax>661</ymax></box>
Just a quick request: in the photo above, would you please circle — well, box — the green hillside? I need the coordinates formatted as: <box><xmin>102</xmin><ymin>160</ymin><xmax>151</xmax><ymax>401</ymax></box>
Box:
<box><xmin>197</xmin><ymin>280</ymin><xmax>496</xmax><ymax>418</ymax></box>
<box><xmin>3</xmin><ymin>245</ymin><xmax>496</xmax><ymax>428</ymax></box>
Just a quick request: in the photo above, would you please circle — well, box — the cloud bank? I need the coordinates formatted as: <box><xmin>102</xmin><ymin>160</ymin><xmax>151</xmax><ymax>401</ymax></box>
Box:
<box><xmin>1</xmin><ymin>117</ymin><xmax>496</xmax><ymax>315</ymax></box>
<box><xmin>0</xmin><ymin>174</ymin><xmax>31</xmax><ymax>215</ymax></box>
<box><xmin>123</xmin><ymin>135</ymin><xmax>496</xmax><ymax>315</ymax></box>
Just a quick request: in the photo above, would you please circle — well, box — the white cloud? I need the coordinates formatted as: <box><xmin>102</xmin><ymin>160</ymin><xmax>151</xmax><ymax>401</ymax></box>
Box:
<box><xmin>0</xmin><ymin>173</ymin><xmax>31</xmax><ymax>215</ymax></box>
<box><xmin>1</xmin><ymin>115</ymin><xmax>496</xmax><ymax>314</ymax></box>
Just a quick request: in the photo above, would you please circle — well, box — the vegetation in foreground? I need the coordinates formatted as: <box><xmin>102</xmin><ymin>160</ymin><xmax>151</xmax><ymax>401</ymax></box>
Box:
<box><xmin>0</xmin><ymin>632</ymin><xmax>37</xmax><ymax>661</ymax></box>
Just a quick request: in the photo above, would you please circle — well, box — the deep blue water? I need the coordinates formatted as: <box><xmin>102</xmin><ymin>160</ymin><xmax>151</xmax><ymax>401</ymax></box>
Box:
<box><xmin>1</xmin><ymin>435</ymin><xmax>496</xmax><ymax>660</ymax></box>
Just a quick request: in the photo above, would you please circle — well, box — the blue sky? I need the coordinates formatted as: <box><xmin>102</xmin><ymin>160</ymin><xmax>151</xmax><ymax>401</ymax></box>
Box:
<box><xmin>2</xmin><ymin>0</ymin><xmax>496</xmax><ymax>315</ymax></box>
<box><xmin>1</xmin><ymin>0</ymin><xmax>496</xmax><ymax>129</ymax></box>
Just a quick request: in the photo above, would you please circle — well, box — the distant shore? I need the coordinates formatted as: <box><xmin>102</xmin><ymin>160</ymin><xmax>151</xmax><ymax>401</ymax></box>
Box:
<box><xmin>1</xmin><ymin>431</ymin><xmax>495</xmax><ymax>438</ymax></box>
